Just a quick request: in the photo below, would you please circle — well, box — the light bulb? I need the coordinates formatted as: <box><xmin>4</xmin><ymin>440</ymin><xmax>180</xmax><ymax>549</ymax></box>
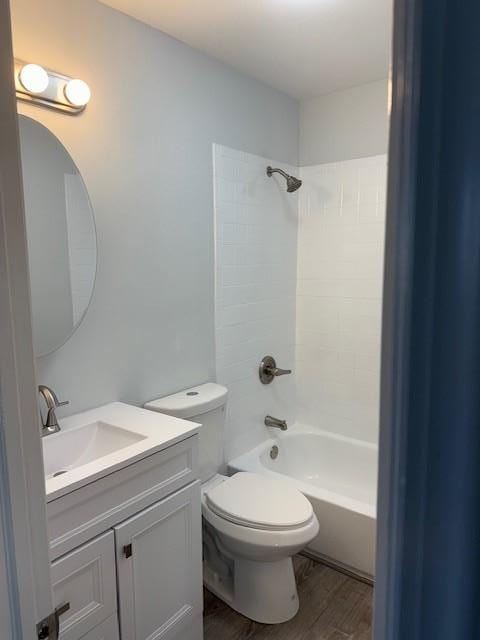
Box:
<box><xmin>64</xmin><ymin>79</ymin><xmax>91</xmax><ymax>107</ymax></box>
<box><xmin>19</xmin><ymin>63</ymin><xmax>49</xmax><ymax>94</ymax></box>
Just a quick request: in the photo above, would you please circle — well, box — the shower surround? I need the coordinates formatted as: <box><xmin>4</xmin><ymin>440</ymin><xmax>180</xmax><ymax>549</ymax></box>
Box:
<box><xmin>213</xmin><ymin>144</ymin><xmax>298</xmax><ymax>463</ymax></box>
<box><xmin>297</xmin><ymin>155</ymin><xmax>387</xmax><ymax>444</ymax></box>
<box><xmin>213</xmin><ymin>144</ymin><xmax>386</xmax><ymax>576</ymax></box>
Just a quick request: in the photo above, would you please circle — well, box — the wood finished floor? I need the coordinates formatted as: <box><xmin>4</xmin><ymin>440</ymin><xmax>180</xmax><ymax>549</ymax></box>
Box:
<box><xmin>203</xmin><ymin>556</ymin><xmax>373</xmax><ymax>640</ymax></box>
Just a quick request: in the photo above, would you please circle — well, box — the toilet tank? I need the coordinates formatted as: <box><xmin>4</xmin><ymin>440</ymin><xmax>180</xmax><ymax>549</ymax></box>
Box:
<box><xmin>144</xmin><ymin>383</ymin><xmax>228</xmax><ymax>482</ymax></box>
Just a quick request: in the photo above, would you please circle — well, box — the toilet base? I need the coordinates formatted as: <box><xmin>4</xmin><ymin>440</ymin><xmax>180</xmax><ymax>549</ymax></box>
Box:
<box><xmin>204</xmin><ymin>556</ymin><xmax>299</xmax><ymax>624</ymax></box>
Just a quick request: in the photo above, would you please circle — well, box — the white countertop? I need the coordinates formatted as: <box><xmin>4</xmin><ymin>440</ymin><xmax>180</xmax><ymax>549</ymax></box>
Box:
<box><xmin>44</xmin><ymin>402</ymin><xmax>200</xmax><ymax>502</ymax></box>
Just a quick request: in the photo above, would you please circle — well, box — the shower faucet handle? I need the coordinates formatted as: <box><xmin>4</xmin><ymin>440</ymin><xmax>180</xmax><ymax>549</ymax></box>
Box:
<box><xmin>259</xmin><ymin>355</ymin><xmax>292</xmax><ymax>384</ymax></box>
<box><xmin>271</xmin><ymin>366</ymin><xmax>292</xmax><ymax>377</ymax></box>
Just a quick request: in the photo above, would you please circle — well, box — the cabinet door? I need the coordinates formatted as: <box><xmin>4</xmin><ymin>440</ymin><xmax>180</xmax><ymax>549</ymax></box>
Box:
<box><xmin>51</xmin><ymin>531</ymin><xmax>117</xmax><ymax>640</ymax></box>
<box><xmin>79</xmin><ymin>615</ymin><xmax>119</xmax><ymax>640</ymax></box>
<box><xmin>114</xmin><ymin>482</ymin><xmax>202</xmax><ymax>640</ymax></box>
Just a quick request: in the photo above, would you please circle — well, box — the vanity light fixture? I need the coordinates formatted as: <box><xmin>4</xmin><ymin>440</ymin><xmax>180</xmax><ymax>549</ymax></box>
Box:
<box><xmin>15</xmin><ymin>59</ymin><xmax>91</xmax><ymax>114</ymax></box>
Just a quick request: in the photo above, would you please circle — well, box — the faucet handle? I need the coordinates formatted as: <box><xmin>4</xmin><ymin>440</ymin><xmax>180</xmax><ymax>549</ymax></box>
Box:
<box><xmin>270</xmin><ymin>366</ymin><xmax>292</xmax><ymax>377</ymax></box>
<box><xmin>38</xmin><ymin>385</ymin><xmax>69</xmax><ymax>408</ymax></box>
<box><xmin>259</xmin><ymin>355</ymin><xmax>292</xmax><ymax>384</ymax></box>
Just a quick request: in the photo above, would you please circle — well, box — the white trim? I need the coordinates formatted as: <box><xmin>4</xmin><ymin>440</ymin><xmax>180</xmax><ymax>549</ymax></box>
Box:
<box><xmin>0</xmin><ymin>0</ymin><xmax>54</xmax><ymax>635</ymax></box>
<box><xmin>0</xmin><ymin>451</ymin><xmax>15</xmax><ymax>637</ymax></box>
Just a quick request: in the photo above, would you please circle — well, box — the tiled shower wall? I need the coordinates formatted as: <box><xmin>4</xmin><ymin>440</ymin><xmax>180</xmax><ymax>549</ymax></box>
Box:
<box><xmin>214</xmin><ymin>146</ymin><xmax>386</xmax><ymax>459</ymax></box>
<box><xmin>214</xmin><ymin>144</ymin><xmax>298</xmax><ymax>461</ymax></box>
<box><xmin>296</xmin><ymin>155</ymin><xmax>387</xmax><ymax>442</ymax></box>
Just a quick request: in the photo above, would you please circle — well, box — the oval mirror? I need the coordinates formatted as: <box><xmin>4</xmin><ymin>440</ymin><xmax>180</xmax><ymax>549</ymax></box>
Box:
<box><xmin>18</xmin><ymin>116</ymin><xmax>97</xmax><ymax>357</ymax></box>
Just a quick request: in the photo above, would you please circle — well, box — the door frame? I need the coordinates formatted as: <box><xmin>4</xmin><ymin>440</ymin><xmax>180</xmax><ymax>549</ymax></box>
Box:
<box><xmin>0</xmin><ymin>0</ymin><xmax>54</xmax><ymax>637</ymax></box>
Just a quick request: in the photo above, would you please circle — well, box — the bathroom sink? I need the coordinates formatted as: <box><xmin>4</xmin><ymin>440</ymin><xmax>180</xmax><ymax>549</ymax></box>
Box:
<box><xmin>42</xmin><ymin>421</ymin><xmax>146</xmax><ymax>480</ymax></box>
<box><xmin>42</xmin><ymin>402</ymin><xmax>200</xmax><ymax>501</ymax></box>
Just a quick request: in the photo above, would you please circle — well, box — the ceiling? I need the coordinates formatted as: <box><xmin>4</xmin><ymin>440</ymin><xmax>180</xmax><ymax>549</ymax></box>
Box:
<box><xmin>99</xmin><ymin>0</ymin><xmax>392</xmax><ymax>100</ymax></box>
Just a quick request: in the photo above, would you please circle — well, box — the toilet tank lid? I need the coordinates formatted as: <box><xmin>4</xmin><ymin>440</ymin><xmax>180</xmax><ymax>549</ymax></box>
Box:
<box><xmin>144</xmin><ymin>383</ymin><xmax>228</xmax><ymax>419</ymax></box>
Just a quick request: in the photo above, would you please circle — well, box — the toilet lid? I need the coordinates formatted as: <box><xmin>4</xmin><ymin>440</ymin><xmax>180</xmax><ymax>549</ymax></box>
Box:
<box><xmin>205</xmin><ymin>472</ymin><xmax>313</xmax><ymax>531</ymax></box>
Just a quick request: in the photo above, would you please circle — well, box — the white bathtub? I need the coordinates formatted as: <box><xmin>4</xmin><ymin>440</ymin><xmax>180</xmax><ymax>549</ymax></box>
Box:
<box><xmin>228</xmin><ymin>425</ymin><xmax>378</xmax><ymax>579</ymax></box>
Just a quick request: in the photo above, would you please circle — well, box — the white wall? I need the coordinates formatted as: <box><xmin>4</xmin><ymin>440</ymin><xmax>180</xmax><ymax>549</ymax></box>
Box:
<box><xmin>214</xmin><ymin>145</ymin><xmax>297</xmax><ymax>460</ymax></box>
<box><xmin>296</xmin><ymin>155</ymin><xmax>387</xmax><ymax>442</ymax></box>
<box><xmin>11</xmin><ymin>0</ymin><xmax>299</xmax><ymax>415</ymax></box>
<box><xmin>300</xmin><ymin>80</ymin><xmax>389</xmax><ymax>166</ymax></box>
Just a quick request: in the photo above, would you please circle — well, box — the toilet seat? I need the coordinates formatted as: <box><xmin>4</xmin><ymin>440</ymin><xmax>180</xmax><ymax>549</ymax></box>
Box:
<box><xmin>205</xmin><ymin>472</ymin><xmax>313</xmax><ymax>531</ymax></box>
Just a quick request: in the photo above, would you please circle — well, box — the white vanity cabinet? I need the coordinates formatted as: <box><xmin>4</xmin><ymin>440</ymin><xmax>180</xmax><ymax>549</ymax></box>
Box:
<box><xmin>47</xmin><ymin>434</ymin><xmax>203</xmax><ymax>640</ymax></box>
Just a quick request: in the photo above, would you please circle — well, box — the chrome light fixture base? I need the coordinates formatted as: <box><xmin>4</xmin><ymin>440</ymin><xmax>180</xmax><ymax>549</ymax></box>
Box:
<box><xmin>14</xmin><ymin>59</ymin><xmax>88</xmax><ymax>115</ymax></box>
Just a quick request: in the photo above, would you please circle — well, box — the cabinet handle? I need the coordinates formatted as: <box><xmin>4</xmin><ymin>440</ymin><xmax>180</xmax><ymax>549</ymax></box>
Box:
<box><xmin>123</xmin><ymin>543</ymin><xmax>132</xmax><ymax>558</ymax></box>
<box><xmin>36</xmin><ymin>602</ymin><xmax>70</xmax><ymax>640</ymax></box>
<box><xmin>56</xmin><ymin>602</ymin><xmax>71</xmax><ymax>618</ymax></box>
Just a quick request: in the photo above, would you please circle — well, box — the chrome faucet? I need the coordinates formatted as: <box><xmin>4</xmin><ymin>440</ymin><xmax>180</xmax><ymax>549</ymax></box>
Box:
<box><xmin>38</xmin><ymin>385</ymin><xmax>69</xmax><ymax>437</ymax></box>
<box><xmin>264</xmin><ymin>415</ymin><xmax>288</xmax><ymax>431</ymax></box>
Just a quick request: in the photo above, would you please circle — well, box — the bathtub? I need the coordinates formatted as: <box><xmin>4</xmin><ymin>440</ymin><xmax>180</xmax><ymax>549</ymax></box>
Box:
<box><xmin>228</xmin><ymin>425</ymin><xmax>378</xmax><ymax>579</ymax></box>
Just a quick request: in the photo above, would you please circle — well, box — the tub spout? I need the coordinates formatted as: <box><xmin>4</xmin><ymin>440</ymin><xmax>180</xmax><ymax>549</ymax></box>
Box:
<box><xmin>265</xmin><ymin>415</ymin><xmax>288</xmax><ymax>431</ymax></box>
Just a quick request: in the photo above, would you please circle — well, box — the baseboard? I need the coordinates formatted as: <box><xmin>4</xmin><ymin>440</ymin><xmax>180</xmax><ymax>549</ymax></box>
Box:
<box><xmin>300</xmin><ymin>549</ymin><xmax>374</xmax><ymax>586</ymax></box>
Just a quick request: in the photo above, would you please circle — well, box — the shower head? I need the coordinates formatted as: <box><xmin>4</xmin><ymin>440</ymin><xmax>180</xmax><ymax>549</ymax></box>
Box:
<box><xmin>266</xmin><ymin>166</ymin><xmax>302</xmax><ymax>192</ymax></box>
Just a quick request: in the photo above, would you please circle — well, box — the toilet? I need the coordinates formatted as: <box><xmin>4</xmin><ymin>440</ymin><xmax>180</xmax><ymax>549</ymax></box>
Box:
<box><xmin>144</xmin><ymin>383</ymin><xmax>319</xmax><ymax>624</ymax></box>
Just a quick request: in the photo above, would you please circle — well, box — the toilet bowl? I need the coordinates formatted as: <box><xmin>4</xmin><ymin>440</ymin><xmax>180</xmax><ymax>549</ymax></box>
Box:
<box><xmin>144</xmin><ymin>383</ymin><xmax>319</xmax><ymax>624</ymax></box>
<box><xmin>202</xmin><ymin>473</ymin><xmax>319</xmax><ymax>623</ymax></box>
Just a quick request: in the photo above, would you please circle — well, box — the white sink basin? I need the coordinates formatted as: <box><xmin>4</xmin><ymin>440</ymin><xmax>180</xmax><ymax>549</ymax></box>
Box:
<box><xmin>42</xmin><ymin>421</ymin><xmax>147</xmax><ymax>480</ymax></box>
<box><xmin>43</xmin><ymin>402</ymin><xmax>200</xmax><ymax>502</ymax></box>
